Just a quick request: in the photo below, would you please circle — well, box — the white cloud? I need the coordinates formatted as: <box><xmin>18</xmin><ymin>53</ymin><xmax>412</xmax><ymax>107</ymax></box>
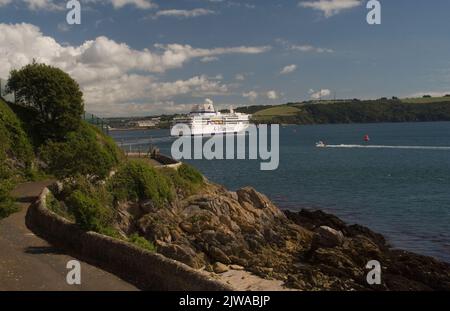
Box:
<box><xmin>0</xmin><ymin>23</ymin><xmax>269</xmax><ymax>78</ymax></box>
<box><xmin>242</xmin><ymin>91</ymin><xmax>258</xmax><ymax>101</ymax></box>
<box><xmin>299</xmin><ymin>0</ymin><xmax>362</xmax><ymax>18</ymax></box>
<box><xmin>153</xmin><ymin>8</ymin><xmax>215</xmax><ymax>19</ymax></box>
<box><xmin>280</xmin><ymin>64</ymin><xmax>297</xmax><ymax>75</ymax></box>
<box><xmin>23</xmin><ymin>0</ymin><xmax>64</xmax><ymax>11</ymax></box>
<box><xmin>106</xmin><ymin>0</ymin><xmax>157</xmax><ymax>9</ymax></box>
<box><xmin>290</xmin><ymin>44</ymin><xmax>333</xmax><ymax>53</ymax></box>
<box><xmin>235</xmin><ymin>73</ymin><xmax>246</xmax><ymax>81</ymax></box>
<box><xmin>242</xmin><ymin>90</ymin><xmax>280</xmax><ymax>102</ymax></box>
<box><xmin>0</xmin><ymin>23</ymin><xmax>269</xmax><ymax>116</ymax></box>
<box><xmin>83</xmin><ymin>74</ymin><xmax>228</xmax><ymax>106</ymax></box>
<box><xmin>309</xmin><ymin>88</ymin><xmax>331</xmax><ymax>99</ymax></box>
<box><xmin>150</xmin><ymin>44</ymin><xmax>270</xmax><ymax>72</ymax></box>
<box><xmin>0</xmin><ymin>0</ymin><xmax>11</xmax><ymax>7</ymax></box>
<box><xmin>276</xmin><ymin>39</ymin><xmax>334</xmax><ymax>54</ymax></box>
<box><xmin>200</xmin><ymin>56</ymin><xmax>219</xmax><ymax>63</ymax></box>
<box><xmin>0</xmin><ymin>0</ymin><xmax>157</xmax><ymax>10</ymax></box>
<box><xmin>90</xmin><ymin>101</ymin><xmax>192</xmax><ymax>116</ymax></box>
<box><xmin>266</xmin><ymin>90</ymin><xmax>278</xmax><ymax>100</ymax></box>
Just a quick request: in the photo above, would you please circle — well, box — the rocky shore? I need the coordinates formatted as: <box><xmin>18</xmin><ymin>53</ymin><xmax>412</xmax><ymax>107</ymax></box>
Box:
<box><xmin>114</xmin><ymin>179</ymin><xmax>450</xmax><ymax>291</ymax></box>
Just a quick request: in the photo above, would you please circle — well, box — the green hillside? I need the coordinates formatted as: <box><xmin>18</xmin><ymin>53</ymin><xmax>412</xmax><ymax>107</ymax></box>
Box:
<box><xmin>252</xmin><ymin>105</ymin><xmax>300</xmax><ymax>122</ymax></box>
<box><xmin>1</xmin><ymin>62</ymin><xmax>128</xmax><ymax>219</ymax></box>
<box><xmin>249</xmin><ymin>98</ymin><xmax>450</xmax><ymax>124</ymax></box>
<box><xmin>0</xmin><ymin>99</ymin><xmax>34</xmax><ymax>170</ymax></box>
<box><xmin>0</xmin><ymin>98</ymin><xmax>34</xmax><ymax>218</ymax></box>
<box><xmin>254</xmin><ymin>105</ymin><xmax>300</xmax><ymax>116</ymax></box>
<box><xmin>401</xmin><ymin>96</ymin><xmax>450</xmax><ymax>104</ymax></box>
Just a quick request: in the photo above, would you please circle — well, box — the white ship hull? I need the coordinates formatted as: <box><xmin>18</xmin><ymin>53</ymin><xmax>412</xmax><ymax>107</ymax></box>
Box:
<box><xmin>189</xmin><ymin>122</ymin><xmax>250</xmax><ymax>136</ymax></box>
<box><xmin>171</xmin><ymin>100</ymin><xmax>251</xmax><ymax>136</ymax></box>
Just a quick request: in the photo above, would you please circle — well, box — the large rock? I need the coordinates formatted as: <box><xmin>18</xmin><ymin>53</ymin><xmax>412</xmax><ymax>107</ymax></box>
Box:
<box><xmin>213</xmin><ymin>262</ymin><xmax>229</xmax><ymax>274</ymax></box>
<box><xmin>156</xmin><ymin>241</ymin><xmax>203</xmax><ymax>269</ymax></box>
<box><xmin>311</xmin><ymin>226</ymin><xmax>345</xmax><ymax>249</ymax></box>
<box><xmin>236</xmin><ymin>187</ymin><xmax>285</xmax><ymax>219</ymax></box>
<box><xmin>284</xmin><ymin>209</ymin><xmax>347</xmax><ymax>231</ymax></box>
<box><xmin>208</xmin><ymin>246</ymin><xmax>231</xmax><ymax>264</ymax></box>
<box><xmin>117</xmin><ymin>179</ymin><xmax>450</xmax><ymax>291</ymax></box>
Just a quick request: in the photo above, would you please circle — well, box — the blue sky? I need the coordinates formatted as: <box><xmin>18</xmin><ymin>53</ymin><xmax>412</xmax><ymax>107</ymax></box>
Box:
<box><xmin>1</xmin><ymin>0</ymin><xmax>450</xmax><ymax>117</ymax></box>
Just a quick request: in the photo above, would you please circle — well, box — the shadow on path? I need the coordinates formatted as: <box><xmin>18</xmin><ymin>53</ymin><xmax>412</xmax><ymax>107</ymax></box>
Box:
<box><xmin>24</xmin><ymin>246</ymin><xmax>65</xmax><ymax>255</ymax></box>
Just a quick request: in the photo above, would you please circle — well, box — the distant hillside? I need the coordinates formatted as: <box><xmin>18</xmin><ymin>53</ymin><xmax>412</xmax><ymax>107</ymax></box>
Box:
<box><xmin>98</xmin><ymin>96</ymin><xmax>450</xmax><ymax>126</ymax></box>
<box><xmin>400</xmin><ymin>96</ymin><xmax>450</xmax><ymax>104</ymax></box>
<box><xmin>253</xmin><ymin>105</ymin><xmax>300</xmax><ymax>117</ymax></box>
<box><xmin>227</xmin><ymin>105</ymin><xmax>276</xmax><ymax>115</ymax></box>
<box><xmin>249</xmin><ymin>97</ymin><xmax>450</xmax><ymax>124</ymax></box>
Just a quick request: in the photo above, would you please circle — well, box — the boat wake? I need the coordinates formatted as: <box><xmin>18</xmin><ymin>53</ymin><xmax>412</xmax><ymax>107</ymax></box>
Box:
<box><xmin>320</xmin><ymin>144</ymin><xmax>450</xmax><ymax>150</ymax></box>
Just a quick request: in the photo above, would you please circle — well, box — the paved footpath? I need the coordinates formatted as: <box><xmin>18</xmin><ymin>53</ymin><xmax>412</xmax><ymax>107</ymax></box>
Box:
<box><xmin>0</xmin><ymin>181</ymin><xmax>137</xmax><ymax>291</ymax></box>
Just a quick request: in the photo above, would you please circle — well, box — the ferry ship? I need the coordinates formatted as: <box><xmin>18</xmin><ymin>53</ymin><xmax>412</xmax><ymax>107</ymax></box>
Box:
<box><xmin>172</xmin><ymin>99</ymin><xmax>251</xmax><ymax>136</ymax></box>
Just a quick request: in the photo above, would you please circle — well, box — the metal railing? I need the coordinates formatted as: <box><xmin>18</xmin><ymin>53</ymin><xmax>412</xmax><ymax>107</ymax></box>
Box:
<box><xmin>83</xmin><ymin>112</ymin><xmax>110</xmax><ymax>135</ymax></box>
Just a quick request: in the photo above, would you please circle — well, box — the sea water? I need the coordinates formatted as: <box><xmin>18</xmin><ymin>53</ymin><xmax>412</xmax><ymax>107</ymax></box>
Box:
<box><xmin>111</xmin><ymin>122</ymin><xmax>450</xmax><ymax>262</ymax></box>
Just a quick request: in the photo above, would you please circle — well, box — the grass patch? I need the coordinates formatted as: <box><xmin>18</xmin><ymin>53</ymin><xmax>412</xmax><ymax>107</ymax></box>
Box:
<box><xmin>66</xmin><ymin>190</ymin><xmax>113</xmax><ymax>232</ymax></box>
<box><xmin>252</xmin><ymin>105</ymin><xmax>300</xmax><ymax>123</ymax></box>
<box><xmin>401</xmin><ymin>96</ymin><xmax>450</xmax><ymax>104</ymax></box>
<box><xmin>177</xmin><ymin>163</ymin><xmax>204</xmax><ymax>184</ymax></box>
<box><xmin>128</xmin><ymin>233</ymin><xmax>156</xmax><ymax>252</ymax></box>
<box><xmin>161</xmin><ymin>163</ymin><xmax>204</xmax><ymax>196</ymax></box>
<box><xmin>46</xmin><ymin>192</ymin><xmax>74</xmax><ymax>221</ymax></box>
<box><xmin>0</xmin><ymin>201</ymin><xmax>18</xmax><ymax>219</ymax></box>
<box><xmin>253</xmin><ymin>105</ymin><xmax>300</xmax><ymax>117</ymax></box>
<box><xmin>61</xmin><ymin>176</ymin><xmax>114</xmax><ymax>232</ymax></box>
<box><xmin>0</xmin><ymin>179</ymin><xmax>18</xmax><ymax>219</ymax></box>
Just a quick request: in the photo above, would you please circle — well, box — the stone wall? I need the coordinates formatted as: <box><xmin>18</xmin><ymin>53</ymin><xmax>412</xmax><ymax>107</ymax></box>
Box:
<box><xmin>25</xmin><ymin>188</ymin><xmax>233</xmax><ymax>291</ymax></box>
<box><xmin>152</xmin><ymin>153</ymin><xmax>181</xmax><ymax>167</ymax></box>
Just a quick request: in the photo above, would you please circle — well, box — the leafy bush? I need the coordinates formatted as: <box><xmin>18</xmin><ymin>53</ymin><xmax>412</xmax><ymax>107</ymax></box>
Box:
<box><xmin>0</xmin><ymin>99</ymin><xmax>34</xmax><ymax>171</ymax></box>
<box><xmin>0</xmin><ymin>100</ymin><xmax>33</xmax><ymax>218</ymax></box>
<box><xmin>39</xmin><ymin>122</ymin><xmax>122</xmax><ymax>179</ymax></box>
<box><xmin>109</xmin><ymin>160</ymin><xmax>173</xmax><ymax>207</ymax></box>
<box><xmin>177</xmin><ymin>164</ymin><xmax>204</xmax><ymax>185</ymax></box>
<box><xmin>0</xmin><ymin>178</ymin><xmax>17</xmax><ymax>219</ymax></box>
<box><xmin>161</xmin><ymin>164</ymin><xmax>204</xmax><ymax>196</ymax></box>
<box><xmin>66</xmin><ymin>189</ymin><xmax>113</xmax><ymax>232</ymax></box>
<box><xmin>46</xmin><ymin>192</ymin><xmax>74</xmax><ymax>221</ymax></box>
<box><xmin>62</xmin><ymin>176</ymin><xmax>114</xmax><ymax>232</ymax></box>
<box><xmin>128</xmin><ymin>234</ymin><xmax>156</xmax><ymax>252</ymax></box>
<box><xmin>6</xmin><ymin>62</ymin><xmax>84</xmax><ymax>141</ymax></box>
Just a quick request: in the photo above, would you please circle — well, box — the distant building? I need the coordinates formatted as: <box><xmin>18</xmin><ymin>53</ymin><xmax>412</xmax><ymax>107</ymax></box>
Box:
<box><xmin>128</xmin><ymin>117</ymin><xmax>161</xmax><ymax>128</ymax></box>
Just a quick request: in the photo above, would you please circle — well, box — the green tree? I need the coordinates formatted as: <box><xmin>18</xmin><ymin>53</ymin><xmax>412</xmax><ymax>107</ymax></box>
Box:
<box><xmin>6</xmin><ymin>62</ymin><xmax>84</xmax><ymax>141</ymax></box>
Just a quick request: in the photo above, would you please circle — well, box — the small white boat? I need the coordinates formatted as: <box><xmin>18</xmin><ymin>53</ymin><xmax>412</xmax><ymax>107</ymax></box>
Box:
<box><xmin>316</xmin><ymin>141</ymin><xmax>326</xmax><ymax>148</ymax></box>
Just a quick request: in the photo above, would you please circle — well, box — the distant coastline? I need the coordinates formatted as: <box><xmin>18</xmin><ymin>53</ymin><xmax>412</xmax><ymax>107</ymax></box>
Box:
<box><xmin>249</xmin><ymin>98</ymin><xmax>450</xmax><ymax>125</ymax></box>
<box><xmin>105</xmin><ymin>96</ymin><xmax>450</xmax><ymax>128</ymax></box>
